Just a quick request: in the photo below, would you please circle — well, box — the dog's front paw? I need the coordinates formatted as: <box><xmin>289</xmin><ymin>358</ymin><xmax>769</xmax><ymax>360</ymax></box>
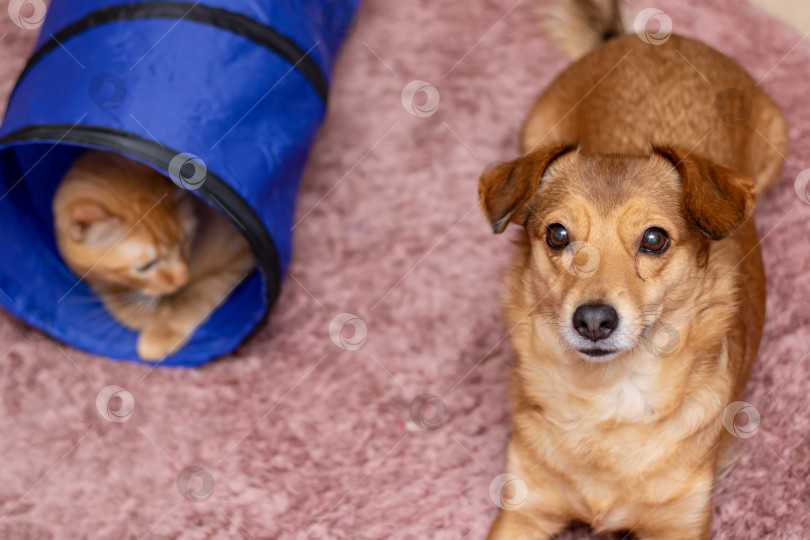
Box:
<box><xmin>137</xmin><ymin>324</ymin><xmax>190</xmax><ymax>361</ymax></box>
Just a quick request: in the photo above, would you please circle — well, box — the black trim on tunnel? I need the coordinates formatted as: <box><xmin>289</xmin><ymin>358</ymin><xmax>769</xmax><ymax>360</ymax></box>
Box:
<box><xmin>0</xmin><ymin>124</ymin><xmax>281</xmax><ymax>334</ymax></box>
<box><xmin>15</xmin><ymin>1</ymin><xmax>328</xmax><ymax>102</ymax></box>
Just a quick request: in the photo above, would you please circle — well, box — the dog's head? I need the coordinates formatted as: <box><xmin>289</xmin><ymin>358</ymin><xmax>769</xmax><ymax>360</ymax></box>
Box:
<box><xmin>480</xmin><ymin>144</ymin><xmax>756</xmax><ymax>361</ymax></box>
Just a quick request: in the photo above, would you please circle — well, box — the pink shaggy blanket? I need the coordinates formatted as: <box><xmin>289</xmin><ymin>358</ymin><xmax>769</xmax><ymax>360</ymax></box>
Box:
<box><xmin>1</xmin><ymin>0</ymin><xmax>809</xmax><ymax>538</ymax></box>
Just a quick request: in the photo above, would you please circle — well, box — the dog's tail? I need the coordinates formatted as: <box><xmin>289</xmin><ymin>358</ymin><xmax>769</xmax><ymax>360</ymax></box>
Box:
<box><xmin>543</xmin><ymin>0</ymin><xmax>624</xmax><ymax>59</ymax></box>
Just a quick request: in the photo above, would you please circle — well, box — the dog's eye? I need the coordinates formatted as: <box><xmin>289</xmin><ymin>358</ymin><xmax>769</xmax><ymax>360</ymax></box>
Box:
<box><xmin>640</xmin><ymin>228</ymin><xmax>670</xmax><ymax>254</ymax></box>
<box><xmin>546</xmin><ymin>223</ymin><xmax>570</xmax><ymax>249</ymax></box>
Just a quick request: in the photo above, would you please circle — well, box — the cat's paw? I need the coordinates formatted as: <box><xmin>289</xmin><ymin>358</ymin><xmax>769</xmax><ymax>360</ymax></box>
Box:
<box><xmin>137</xmin><ymin>325</ymin><xmax>191</xmax><ymax>361</ymax></box>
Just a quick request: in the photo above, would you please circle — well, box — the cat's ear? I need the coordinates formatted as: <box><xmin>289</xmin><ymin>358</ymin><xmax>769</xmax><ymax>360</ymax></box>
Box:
<box><xmin>68</xmin><ymin>201</ymin><xmax>120</xmax><ymax>245</ymax></box>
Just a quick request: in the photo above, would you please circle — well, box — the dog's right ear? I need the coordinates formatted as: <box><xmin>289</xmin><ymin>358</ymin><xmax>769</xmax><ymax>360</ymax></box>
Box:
<box><xmin>653</xmin><ymin>146</ymin><xmax>757</xmax><ymax>241</ymax></box>
<box><xmin>479</xmin><ymin>144</ymin><xmax>576</xmax><ymax>234</ymax></box>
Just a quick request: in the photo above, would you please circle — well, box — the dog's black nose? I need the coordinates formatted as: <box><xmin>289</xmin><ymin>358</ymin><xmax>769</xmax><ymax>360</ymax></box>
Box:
<box><xmin>572</xmin><ymin>304</ymin><xmax>618</xmax><ymax>341</ymax></box>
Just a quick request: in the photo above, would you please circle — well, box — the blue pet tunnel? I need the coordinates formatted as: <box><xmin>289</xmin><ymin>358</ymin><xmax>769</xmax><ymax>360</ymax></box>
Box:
<box><xmin>0</xmin><ymin>0</ymin><xmax>361</xmax><ymax>366</ymax></box>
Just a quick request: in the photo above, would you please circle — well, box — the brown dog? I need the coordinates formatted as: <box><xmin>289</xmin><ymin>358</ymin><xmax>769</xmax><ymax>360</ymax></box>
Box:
<box><xmin>479</xmin><ymin>1</ymin><xmax>787</xmax><ymax>538</ymax></box>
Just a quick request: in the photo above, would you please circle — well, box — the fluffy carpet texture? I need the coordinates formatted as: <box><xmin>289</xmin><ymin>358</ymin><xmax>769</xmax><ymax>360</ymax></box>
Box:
<box><xmin>1</xmin><ymin>0</ymin><xmax>809</xmax><ymax>538</ymax></box>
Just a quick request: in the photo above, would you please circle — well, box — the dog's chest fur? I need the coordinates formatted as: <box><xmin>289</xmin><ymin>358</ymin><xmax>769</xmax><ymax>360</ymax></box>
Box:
<box><xmin>593</xmin><ymin>361</ymin><xmax>662</xmax><ymax>422</ymax></box>
<box><xmin>511</xmin><ymin>316</ymin><xmax>730</xmax><ymax>519</ymax></box>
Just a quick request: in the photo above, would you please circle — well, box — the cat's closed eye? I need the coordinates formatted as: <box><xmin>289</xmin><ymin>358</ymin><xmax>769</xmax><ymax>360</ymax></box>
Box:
<box><xmin>135</xmin><ymin>259</ymin><xmax>159</xmax><ymax>273</ymax></box>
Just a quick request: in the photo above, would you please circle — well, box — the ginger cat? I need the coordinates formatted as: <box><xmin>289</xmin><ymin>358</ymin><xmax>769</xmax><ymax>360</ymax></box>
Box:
<box><xmin>53</xmin><ymin>150</ymin><xmax>255</xmax><ymax>361</ymax></box>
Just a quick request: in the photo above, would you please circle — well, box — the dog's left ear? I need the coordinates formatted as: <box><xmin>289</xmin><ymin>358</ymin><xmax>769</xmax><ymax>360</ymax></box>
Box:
<box><xmin>653</xmin><ymin>146</ymin><xmax>756</xmax><ymax>240</ymax></box>
<box><xmin>479</xmin><ymin>144</ymin><xmax>576</xmax><ymax>234</ymax></box>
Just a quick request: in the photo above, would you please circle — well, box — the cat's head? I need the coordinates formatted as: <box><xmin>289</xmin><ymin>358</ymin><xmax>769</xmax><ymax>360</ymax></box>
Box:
<box><xmin>54</xmin><ymin>152</ymin><xmax>198</xmax><ymax>298</ymax></box>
